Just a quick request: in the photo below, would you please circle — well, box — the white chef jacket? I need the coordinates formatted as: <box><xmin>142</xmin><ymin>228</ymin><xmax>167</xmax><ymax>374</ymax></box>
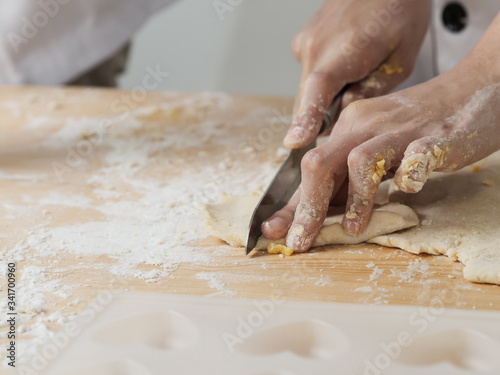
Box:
<box><xmin>403</xmin><ymin>0</ymin><xmax>500</xmax><ymax>88</ymax></box>
<box><xmin>0</xmin><ymin>0</ymin><xmax>176</xmax><ymax>85</ymax></box>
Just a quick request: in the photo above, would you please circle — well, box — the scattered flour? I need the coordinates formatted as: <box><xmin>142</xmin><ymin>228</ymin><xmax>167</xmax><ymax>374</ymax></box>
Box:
<box><xmin>369</xmin><ymin>267</ymin><xmax>385</xmax><ymax>282</ymax></box>
<box><xmin>196</xmin><ymin>272</ymin><xmax>226</xmax><ymax>291</ymax></box>
<box><xmin>1</xmin><ymin>93</ymin><xmax>289</xmax><ymax>366</ymax></box>
<box><xmin>390</xmin><ymin>260</ymin><xmax>431</xmax><ymax>282</ymax></box>
<box><xmin>355</xmin><ymin>286</ymin><xmax>374</xmax><ymax>293</ymax></box>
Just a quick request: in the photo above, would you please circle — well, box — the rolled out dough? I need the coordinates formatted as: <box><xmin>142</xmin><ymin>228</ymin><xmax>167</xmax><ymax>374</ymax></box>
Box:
<box><xmin>200</xmin><ymin>151</ymin><xmax>500</xmax><ymax>285</ymax></box>
<box><xmin>368</xmin><ymin>150</ymin><xmax>500</xmax><ymax>285</ymax></box>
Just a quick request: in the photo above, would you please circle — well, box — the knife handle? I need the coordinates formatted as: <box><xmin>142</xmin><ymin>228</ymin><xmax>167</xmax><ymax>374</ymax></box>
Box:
<box><xmin>318</xmin><ymin>85</ymin><xmax>349</xmax><ymax>136</ymax></box>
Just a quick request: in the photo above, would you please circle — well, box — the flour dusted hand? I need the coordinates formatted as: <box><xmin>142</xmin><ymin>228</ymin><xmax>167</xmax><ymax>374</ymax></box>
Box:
<box><xmin>265</xmin><ymin>13</ymin><xmax>500</xmax><ymax>252</ymax></box>
<box><xmin>284</xmin><ymin>0</ymin><xmax>430</xmax><ymax>149</ymax></box>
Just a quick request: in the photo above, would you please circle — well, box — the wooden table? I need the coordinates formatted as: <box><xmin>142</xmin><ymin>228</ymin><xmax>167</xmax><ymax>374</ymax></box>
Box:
<box><xmin>1</xmin><ymin>87</ymin><xmax>499</xmax><ymax>368</ymax></box>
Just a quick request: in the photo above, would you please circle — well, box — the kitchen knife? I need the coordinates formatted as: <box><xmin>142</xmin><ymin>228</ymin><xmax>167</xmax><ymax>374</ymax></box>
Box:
<box><xmin>245</xmin><ymin>87</ymin><xmax>348</xmax><ymax>255</ymax></box>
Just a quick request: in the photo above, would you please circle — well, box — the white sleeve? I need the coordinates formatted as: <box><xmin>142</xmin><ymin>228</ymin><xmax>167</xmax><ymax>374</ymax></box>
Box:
<box><xmin>0</xmin><ymin>0</ymin><xmax>177</xmax><ymax>85</ymax></box>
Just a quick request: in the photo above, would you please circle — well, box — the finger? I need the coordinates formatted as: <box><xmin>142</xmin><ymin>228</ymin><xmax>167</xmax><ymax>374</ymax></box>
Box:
<box><xmin>286</xmin><ymin>137</ymin><xmax>358</xmax><ymax>251</ymax></box>
<box><xmin>287</xmin><ymin>41</ymin><xmax>402</xmax><ymax>148</ymax></box>
<box><xmin>291</xmin><ymin>32</ymin><xmax>303</xmax><ymax>63</ymax></box>
<box><xmin>262</xmin><ymin>171</ymin><xmax>347</xmax><ymax>242</ymax></box>
<box><xmin>262</xmin><ymin>189</ymin><xmax>300</xmax><ymax>240</ymax></box>
<box><xmin>342</xmin><ymin>133</ymin><xmax>408</xmax><ymax>235</ymax></box>
<box><xmin>286</xmin><ymin>148</ymin><xmax>335</xmax><ymax>251</ymax></box>
<box><xmin>394</xmin><ymin>136</ymin><xmax>455</xmax><ymax>193</ymax></box>
<box><xmin>291</xmin><ymin>30</ymin><xmax>321</xmax><ymax>117</ymax></box>
<box><xmin>341</xmin><ymin>53</ymin><xmax>410</xmax><ymax>110</ymax></box>
<box><xmin>392</xmin><ymin>127</ymin><xmax>491</xmax><ymax>194</ymax></box>
<box><xmin>292</xmin><ymin>70</ymin><xmax>309</xmax><ymax>117</ymax></box>
<box><xmin>284</xmin><ymin>70</ymin><xmax>345</xmax><ymax>149</ymax></box>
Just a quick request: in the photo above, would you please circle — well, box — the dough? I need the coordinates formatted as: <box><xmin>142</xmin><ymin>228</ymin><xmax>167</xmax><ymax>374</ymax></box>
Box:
<box><xmin>199</xmin><ymin>192</ymin><xmax>261</xmax><ymax>248</ymax></box>
<box><xmin>200</xmin><ymin>193</ymin><xmax>419</xmax><ymax>250</ymax></box>
<box><xmin>368</xmin><ymin>150</ymin><xmax>500</xmax><ymax>285</ymax></box>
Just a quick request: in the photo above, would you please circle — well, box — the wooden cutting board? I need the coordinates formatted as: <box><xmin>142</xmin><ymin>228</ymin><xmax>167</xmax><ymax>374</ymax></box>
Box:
<box><xmin>0</xmin><ymin>86</ymin><xmax>498</xmax><ymax>346</ymax></box>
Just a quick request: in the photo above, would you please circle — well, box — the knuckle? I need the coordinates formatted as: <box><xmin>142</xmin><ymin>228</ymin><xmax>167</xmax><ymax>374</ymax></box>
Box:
<box><xmin>303</xmin><ymin>33</ymin><xmax>321</xmax><ymax>59</ymax></box>
<box><xmin>347</xmin><ymin>146</ymin><xmax>370</xmax><ymax>170</ymax></box>
<box><xmin>302</xmin><ymin>148</ymin><xmax>329</xmax><ymax>173</ymax></box>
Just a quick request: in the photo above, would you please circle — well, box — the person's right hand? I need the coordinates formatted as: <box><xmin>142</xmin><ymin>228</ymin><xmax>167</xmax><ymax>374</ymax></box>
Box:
<box><xmin>285</xmin><ymin>0</ymin><xmax>430</xmax><ymax>149</ymax></box>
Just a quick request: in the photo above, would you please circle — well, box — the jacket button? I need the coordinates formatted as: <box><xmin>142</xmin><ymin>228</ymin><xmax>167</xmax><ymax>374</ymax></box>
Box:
<box><xmin>442</xmin><ymin>2</ymin><xmax>468</xmax><ymax>32</ymax></box>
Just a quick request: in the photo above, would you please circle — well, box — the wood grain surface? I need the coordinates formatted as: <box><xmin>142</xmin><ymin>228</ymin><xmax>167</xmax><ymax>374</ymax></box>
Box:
<box><xmin>1</xmin><ymin>87</ymin><xmax>499</xmax><ymax>359</ymax></box>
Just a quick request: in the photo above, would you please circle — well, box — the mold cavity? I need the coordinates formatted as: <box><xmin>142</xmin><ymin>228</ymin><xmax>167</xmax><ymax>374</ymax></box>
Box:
<box><xmin>397</xmin><ymin>328</ymin><xmax>500</xmax><ymax>371</ymax></box>
<box><xmin>64</xmin><ymin>360</ymin><xmax>151</xmax><ymax>375</ymax></box>
<box><xmin>92</xmin><ymin>311</ymin><xmax>199</xmax><ymax>350</ymax></box>
<box><xmin>236</xmin><ymin>319</ymin><xmax>349</xmax><ymax>359</ymax></box>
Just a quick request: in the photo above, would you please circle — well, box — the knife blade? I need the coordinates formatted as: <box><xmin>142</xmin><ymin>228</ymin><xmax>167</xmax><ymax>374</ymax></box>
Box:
<box><xmin>245</xmin><ymin>87</ymin><xmax>348</xmax><ymax>255</ymax></box>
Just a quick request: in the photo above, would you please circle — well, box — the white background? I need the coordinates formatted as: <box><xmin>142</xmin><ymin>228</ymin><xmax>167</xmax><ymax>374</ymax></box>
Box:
<box><xmin>119</xmin><ymin>0</ymin><xmax>323</xmax><ymax>96</ymax></box>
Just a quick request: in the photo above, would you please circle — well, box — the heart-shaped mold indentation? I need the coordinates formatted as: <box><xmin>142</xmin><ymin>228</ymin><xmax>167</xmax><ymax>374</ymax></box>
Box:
<box><xmin>63</xmin><ymin>360</ymin><xmax>152</xmax><ymax>375</ymax></box>
<box><xmin>236</xmin><ymin>319</ymin><xmax>349</xmax><ymax>359</ymax></box>
<box><xmin>397</xmin><ymin>328</ymin><xmax>500</xmax><ymax>371</ymax></box>
<box><xmin>92</xmin><ymin>311</ymin><xmax>199</xmax><ymax>350</ymax></box>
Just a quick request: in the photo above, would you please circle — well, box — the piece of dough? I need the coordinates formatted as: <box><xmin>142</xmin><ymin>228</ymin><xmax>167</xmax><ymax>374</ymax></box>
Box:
<box><xmin>200</xmin><ymin>193</ymin><xmax>419</xmax><ymax>250</ymax></box>
<box><xmin>254</xmin><ymin>202</ymin><xmax>419</xmax><ymax>251</ymax></box>
<box><xmin>368</xmin><ymin>150</ymin><xmax>500</xmax><ymax>285</ymax></box>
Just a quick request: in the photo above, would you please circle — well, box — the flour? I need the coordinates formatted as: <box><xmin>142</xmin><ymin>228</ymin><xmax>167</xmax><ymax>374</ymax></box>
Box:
<box><xmin>196</xmin><ymin>272</ymin><xmax>226</xmax><ymax>291</ymax></box>
<box><xmin>1</xmin><ymin>93</ymin><xmax>287</xmax><ymax>366</ymax></box>
<box><xmin>368</xmin><ymin>267</ymin><xmax>385</xmax><ymax>282</ymax></box>
<box><xmin>390</xmin><ymin>259</ymin><xmax>431</xmax><ymax>283</ymax></box>
<box><xmin>355</xmin><ymin>286</ymin><xmax>374</xmax><ymax>293</ymax></box>
<box><xmin>312</xmin><ymin>276</ymin><xmax>333</xmax><ymax>287</ymax></box>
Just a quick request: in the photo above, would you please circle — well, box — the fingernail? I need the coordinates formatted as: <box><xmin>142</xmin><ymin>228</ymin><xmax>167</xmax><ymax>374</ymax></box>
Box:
<box><xmin>344</xmin><ymin>217</ymin><xmax>360</xmax><ymax>235</ymax></box>
<box><xmin>344</xmin><ymin>202</ymin><xmax>361</xmax><ymax>234</ymax></box>
<box><xmin>284</xmin><ymin>125</ymin><xmax>306</xmax><ymax>148</ymax></box>
<box><xmin>262</xmin><ymin>217</ymin><xmax>287</xmax><ymax>235</ymax></box>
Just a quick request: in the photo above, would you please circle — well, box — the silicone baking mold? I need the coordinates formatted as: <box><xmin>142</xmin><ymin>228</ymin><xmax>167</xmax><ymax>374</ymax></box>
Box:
<box><xmin>32</xmin><ymin>293</ymin><xmax>500</xmax><ymax>375</ymax></box>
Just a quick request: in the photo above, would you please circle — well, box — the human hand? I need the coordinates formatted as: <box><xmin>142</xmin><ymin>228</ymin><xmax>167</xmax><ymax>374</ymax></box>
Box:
<box><xmin>263</xmin><ymin>28</ymin><xmax>500</xmax><ymax>251</ymax></box>
<box><xmin>285</xmin><ymin>0</ymin><xmax>430</xmax><ymax>149</ymax></box>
